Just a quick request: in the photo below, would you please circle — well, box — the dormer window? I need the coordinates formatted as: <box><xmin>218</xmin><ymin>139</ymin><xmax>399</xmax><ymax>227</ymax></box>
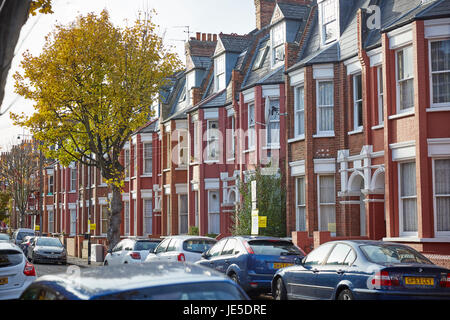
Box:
<box><xmin>214</xmin><ymin>54</ymin><xmax>226</xmax><ymax>92</ymax></box>
<box><xmin>271</xmin><ymin>22</ymin><xmax>285</xmax><ymax>67</ymax></box>
<box><xmin>253</xmin><ymin>45</ymin><xmax>268</xmax><ymax>70</ymax></box>
<box><xmin>319</xmin><ymin>0</ymin><xmax>338</xmax><ymax>45</ymax></box>
<box><xmin>186</xmin><ymin>71</ymin><xmax>195</xmax><ymax>106</ymax></box>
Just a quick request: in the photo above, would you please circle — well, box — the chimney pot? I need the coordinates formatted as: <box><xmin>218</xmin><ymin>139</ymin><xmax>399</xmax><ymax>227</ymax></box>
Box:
<box><xmin>202</xmin><ymin>33</ymin><xmax>207</xmax><ymax>41</ymax></box>
<box><xmin>213</xmin><ymin>34</ymin><xmax>217</xmax><ymax>42</ymax></box>
<box><xmin>196</xmin><ymin>32</ymin><xmax>201</xmax><ymax>40</ymax></box>
<box><xmin>207</xmin><ymin>33</ymin><xmax>212</xmax><ymax>41</ymax></box>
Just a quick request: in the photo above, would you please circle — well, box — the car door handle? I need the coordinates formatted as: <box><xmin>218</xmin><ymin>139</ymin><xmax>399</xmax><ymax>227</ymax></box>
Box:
<box><xmin>312</xmin><ymin>268</ymin><xmax>319</xmax><ymax>273</ymax></box>
<box><xmin>336</xmin><ymin>269</ymin><xmax>345</xmax><ymax>275</ymax></box>
<box><xmin>225</xmin><ymin>260</ymin><xmax>230</xmax><ymax>264</ymax></box>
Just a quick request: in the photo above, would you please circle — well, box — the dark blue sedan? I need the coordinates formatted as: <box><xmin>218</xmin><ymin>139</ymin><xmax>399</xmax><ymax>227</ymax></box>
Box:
<box><xmin>272</xmin><ymin>240</ymin><xmax>450</xmax><ymax>300</ymax></box>
<box><xmin>196</xmin><ymin>236</ymin><xmax>305</xmax><ymax>295</ymax></box>
<box><xmin>19</xmin><ymin>261</ymin><xmax>249</xmax><ymax>300</ymax></box>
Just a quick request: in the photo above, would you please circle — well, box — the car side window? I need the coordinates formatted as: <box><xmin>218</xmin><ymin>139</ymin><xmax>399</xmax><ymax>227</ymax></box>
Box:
<box><xmin>304</xmin><ymin>243</ymin><xmax>334</xmax><ymax>266</ymax></box>
<box><xmin>325</xmin><ymin>244</ymin><xmax>352</xmax><ymax>266</ymax></box>
<box><xmin>221</xmin><ymin>239</ymin><xmax>237</xmax><ymax>256</ymax></box>
<box><xmin>155</xmin><ymin>238</ymin><xmax>170</xmax><ymax>254</ymax></box>
<box><xmin>166</xmin><ymin>239</ymin><xmax>178</xmax><ymax>252</ymax></box>
<box><xmin>343</xmin><ymin>248</ymin><xmax>357</xmax><ymax>266</ymax></box>
<box><xmin>113</xmin><ymin>241</ymin><xmax>123</xmax><ymax>252</ymax></box>
<box><xmin>208</xmin><ymin>239</ymin><xmax>227</xmax><ymax>257</ymax></box>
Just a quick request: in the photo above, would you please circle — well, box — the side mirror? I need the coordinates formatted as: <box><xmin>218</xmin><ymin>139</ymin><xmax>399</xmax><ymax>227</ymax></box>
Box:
<box><xmin>107</xmin><ymin>249</ymin><xmax>113</xmax><ymax>254</ymax></box>
<box><xmin>201</xmin><ymin>251</ymin><xmax>209</xmax><ymax>259</ymax></box>
<box><xmin>294</xmin><ymin>257</ymin><xmax>305</xmax><ymax>265</ymax></box>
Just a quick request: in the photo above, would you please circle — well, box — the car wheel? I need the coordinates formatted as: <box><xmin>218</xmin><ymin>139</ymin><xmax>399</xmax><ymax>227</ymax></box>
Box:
<box><xmin>229</xmin><ymin>273</ymin><xmax>239</xmax><ymax>284</ymax></box>
<box><xmin>274</xmin><ymin>277</ymin><xmax>287</xmax><ymax>300</ymax></box>
<box><xmin>337</xmin><ymin>288</ymin><xmax>354</xmax><ymax>300</ymax></box>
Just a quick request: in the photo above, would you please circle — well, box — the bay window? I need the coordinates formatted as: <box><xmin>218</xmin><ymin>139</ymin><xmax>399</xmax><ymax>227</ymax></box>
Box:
<box><xmin>399</xmin><ymin>162</ymin><xmax>417</xmax><ymax>236</ymax></box>
<box><xmin>70</xmin><ymin>209</ymin><xmax>76</xmax><ymax>236</ymax></box>
<box><xmin>48</xmin><ymin>210</ymin><xmax>54</xmax><ymax>234</ymax></box>
<box><xmin>124</xmin><ymin>201</ymin><xmax>130</xmax><ymax>236</ymax></box>
<box><xmin>248</xmin><ymin>103</ymin><xmax>255</xmax><ymax>149</ymax></box>
<box><xmin>430</xmin><ymin>39</ymin><xmax>450</xmax><ymax>106</ymax></box>
<box><xmin>353</xmin><ymin>73</ymin><xmax>363</xmax><ymax>130</ymax></box>
<box><xmin>377</xmin><ymin>67</ymin><xmax>384</xmax><ymax>125</ymax></box>
<box><xmin>295</xmin><ymin>86</ymin><xmax>305</xmax><ymax>137</ymax></box>
<box><xmin>317</xmin><ymin>80</ymin><xmax>334</xmax><ymax>135</ymax></box>
<box><xmin>318</xmin><ymin>175</ymin><xmax>336</xmax><ymax>236</ymax></box>
<box><xmin>101</xmin><ymin>205</ymin><xmax>109</xmax><ymax>235</ymax></box>
<box><xmin>208</xmin><ymin>191</ymin><xmax>220</xmax><ymax>234</ymax></box>
<box><xmin>179</xmin><ymin>194</ymin><xmax>188</xmax><ymax>234</ymax></box>
<box><xmin>396</xmin><ymin>46</ymin><xmax>414</xmax><ymax>112</ymax></box>
<box><xmin>206</xmin><ymin>120</ymin><xmax>219</xmax><ymax>161</ymax></box>
<box><xmin>296</xmin><ymin>177</ymin><xmax>306</xmax><ymax>231</ymax></box>
<box><xmin>143</xmin><ymin>143</ymin><xmax>152</xmax><ymax>174</ymax></box>
<box><xmin>434</xmin><ymin>159</ymin><xmax>450</xmax><ymax>235</ymax></box>
<box><xmin>144</xmin><ymin>199</ymin><xmax>153</xmax><ymax>235</ymax></box>
<box><xmin>124</xmin><ymin>149</ymin><xmax>130</xmax><ymax>178</ymax></box>
<box><xmin>266</xmin><ymin>98</ymin><xmax>280</xmax><ymax>147</ymax></box>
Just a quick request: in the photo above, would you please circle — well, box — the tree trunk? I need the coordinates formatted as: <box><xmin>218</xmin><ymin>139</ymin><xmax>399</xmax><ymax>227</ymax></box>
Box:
<box><xmin>107</xmin><ymin>184</ymin><xmax>123</xmax><ymax>251</ymax></box>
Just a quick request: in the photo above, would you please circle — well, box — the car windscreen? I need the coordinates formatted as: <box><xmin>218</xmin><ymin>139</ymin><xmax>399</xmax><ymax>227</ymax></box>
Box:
<box><xmin>0</xmin><ymin>250</ymin><xmax>23</xmax><ymax>268</ymax></box>
<box><xmin>360</xmin><ymin>244</ymin><xmax>433</xmax><ymax>265</ymax></box>
<box><xmin>248</xmin><ymin>240</ymin><xmax>303</xmax><ymax>256</ymax></box>
<box><xmin>183</xmin><ymin>239</ymin><xmax>217</xmax><ymax>253</ymax></box>
<box><xmin>95</xmin><ymin>282</ymin><xmax>246</xmax><ymax>300</ymax></box>
<box><xmin>36</xmin><ymin>238</ymin><xmax>63</xmax><ymax>247</ymax></box>
<box><xmin>0</xmin><ymin>234</ymin><xmax>10</xmax><ymax>241</ymax></box>
<box><xmin>134</xmin><ymin>241</ymin><xmax>160</xmax><ymax>252</ymax></box>
<box><xmin>17</xmin><ymin>232</ymin><xmax>34</xmax><ymax>240</ymax></box>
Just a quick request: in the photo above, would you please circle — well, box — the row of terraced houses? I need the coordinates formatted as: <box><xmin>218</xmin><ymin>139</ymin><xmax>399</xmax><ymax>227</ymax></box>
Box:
<box><xmin>14</xmin><ymin>0</ymin><xmax>450</xmax><ymax>266</ymax></box>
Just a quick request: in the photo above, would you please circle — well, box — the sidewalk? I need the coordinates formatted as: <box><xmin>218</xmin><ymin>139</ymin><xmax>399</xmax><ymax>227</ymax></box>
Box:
<box><xmin>67</xmin><ymin>256</ymin><xmax>104</xmax><ymax>268</ymax></box>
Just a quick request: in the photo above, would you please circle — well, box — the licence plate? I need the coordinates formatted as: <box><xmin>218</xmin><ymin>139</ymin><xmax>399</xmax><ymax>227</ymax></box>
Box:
<box><xmin>404</xmin><ymin>277</ymin><xmax>434</xmax><ymax>286</ymax></box>
<box><xmin>272</xmin><ymin>263</ymin><xmax>293</xmax><ymax>269</ymax></box>
<box><xmin>0</xmin><ymin>277</ymin><xmax>8</xmax><ymax>286</ymax></box>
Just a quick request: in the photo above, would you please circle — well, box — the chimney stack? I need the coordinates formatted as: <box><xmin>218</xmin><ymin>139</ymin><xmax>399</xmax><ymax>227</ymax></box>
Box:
<box><xmin>196</xmin><ymin>32</ymin><xmax>201</xmax><ymax>40</ymax></box>
<box><xmin>254</xmin><ymin>0</ymin><xmax>276</xmax><ymax>30</ymax></box>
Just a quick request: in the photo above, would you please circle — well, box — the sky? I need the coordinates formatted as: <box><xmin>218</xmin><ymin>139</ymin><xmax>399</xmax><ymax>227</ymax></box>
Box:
<box><xmin>0</xmin><ymin>0</ymin><xmax>255</xmax><ymax>151</ymax></box>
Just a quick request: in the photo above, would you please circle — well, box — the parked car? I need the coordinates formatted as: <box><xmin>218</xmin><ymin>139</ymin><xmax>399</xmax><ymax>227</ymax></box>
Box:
<box><xmin>104</xmin><ymin>238</ymin><xmax>161</xmax><ymax>265</ymax></box>
<box><xmin>145</xmin><ymin>235</ymin><xmax>217</xmax><ymax>264</ymax></box>
<box><xmin>20</xmin><ymin>261</ymin><xmax>249</xmax><ymax>300</ymax></box>
<box><xmin>0</xmin><ymin>234</ymin><xmax>10</xmax><ymax>243</ymax></box>
<box><xmin>11</xmin><ymin>228</ymin><xmax>35</xmax><ymax>246</ymax></box>
<box><xmin>272</xmin><ymin>240</ymin><xmax>450</xmax><ymax>300</ymax></box>
<box><xmin>19</xmin><ymin>236</ymin><xmax>35</xmax><ymax>255</ymax></box>
<box><xmin>196</xmin><ymin>236</ymin><xmax>305</xmax><ymax>295</ymax></box>
<box><xmin>27</xmin><ymin>237</ymin><xmax>67</xmax><ymax>265</ymax></box>
<box><xmin>0</xmin><ymin>242</ymin><xmax>37</xmax><ymax>300</ymax></box>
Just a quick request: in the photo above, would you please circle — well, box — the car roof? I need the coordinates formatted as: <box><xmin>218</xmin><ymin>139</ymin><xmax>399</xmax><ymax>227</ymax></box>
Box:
<box><xmin>320</xmin><ymin>239</ymin><xmax>415</xmax><ymax>248</ymax></box>
<box><xmin>35</xmin><ymin>261</ymin><xmax>234</xmax><ymax>299</ymax></box>
<box><xmin>0</xmin><ymin>242</ymin><xmax>22</xmax><ymax>251</ymax></box>
<box><xmin>162</xmin><ymin>235</ymin><xmax>217</xmax><ymax>241</ymax></box>
<box><xmin>231</xmin><ymin>236</ymin><xmax>294</xmax><ymax>242</ymax></box>
<box><xmin>16</xmin><ymin>228</ymin><xmax>35</xmax><ymax>233</ymax></box>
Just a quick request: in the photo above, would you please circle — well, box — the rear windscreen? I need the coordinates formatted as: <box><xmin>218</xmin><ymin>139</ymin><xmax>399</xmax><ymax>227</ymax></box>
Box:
<box><xmin>134</xmin><ymin>241</ymin><xmax>160</xmax><ymax>251</ymax></box>
<box><xmin>0</xmin><ymin>250</ymin><xmax>23</xmax><ymax>268</ymax></box>
<box><xmin>360</xmin><ymin>245</ymin><xmax>433</xmax><ymax>265</ymax></box>
<box><xmin>248</xmin><ymin>240</ymin><xmax>303</xmax><ymax>256</ymax></box>
<box><xmin>17</xmin><ymin>232</ymin><xmax>34</xmax><ymax>240</ymax></box>
<box><xmin>183</xmin><ymin>239</ymin><xmax>217</xmax><ymax>253</ymax></box>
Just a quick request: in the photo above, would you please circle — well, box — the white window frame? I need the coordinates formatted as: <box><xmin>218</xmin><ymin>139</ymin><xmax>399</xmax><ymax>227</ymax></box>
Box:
<box><xmin>266</xmin><ymin>97</ymin><xmax>280</xmax><ymax>148</ymax></box>
<box><xmin>48</xmin><ymin>175</ymin><xmax>54</xmax><ymax>195</ymax></box>
<box><xmin>271</xmin><ymin>22</ymin><xmax>285</xmax><ymax>68</ymax></box>
<box><xmin>178</xmin><ymin>194</ymin><xmax>188</xmax><ymax>235</ymax></box>
<box><xmin>124</xmin><ymin>149</ymin><xmax>130</xmax><ymax>179</ymax></box>
<box><xmin>377</xmin><ymin>66</ymin><xmax>384</xmax><ymax>125</ymax></box>
<box><xmin>230</xmin><ymin>115</ymin><xmax>235</xmax><ymax>159</ymax></box>
<box><xmin>48</xmin><ymin>210</ymin><xmax>54</xmax><ymax>234</ymax></box>
<box><xmin>429</xmin><ymin>38</ymin><xmax>450</xmax><ymax>108</ymax></box>
<box><xmin>143</xmin><ymin>142</ymin><xmax>153</xmax><ymax>174</ymax></box>
<box><xmin>215</xmin><ymin>54</ymin><xmax>226</xmax><ymax>92</ymax></box>
<box><xmin>294</xmin><ymin>85</ymin><xmax>305</xmax><ymax>139</ymax></box>
<box><xmin>317</xmin><ymin>174</ymin><xmax>336</xmax><ymax>236</ymax></box>
<box><xmin>206</xmin><ymin>120</ymin><xmax>219</xmax><ymax>161</ymax></box>
<box><xmin>186</xmin><ymin>71</ymin><xmax>195</xmax><ymax>106</ymax></box>
<box><xmin>316</xmin><ymin>80</ymin><xmax>335</xmax><ymax>136</ymax></box>
<box><xmin>319</xmin><ymin>0</ymin><xmax>339</xmax><ymax>45</ymax></box>
<box><xmin>70</xmin><ymin>168</ymin><xmax>77</xmax><ymax>192</ymax></box>
<box><xmin>432</xmin><ymin>158</ymin><xmax>450</xmax><ymax>237</ymax></box>
<box><xmin>248</xmin><ymin>103</ymin><xmax>256</xmax><ymax>150</ymax></box>
<box><xmin>353</xmin><ymin>73</ymin><xmax>363</xmax><ymax>131</ymax></box>
<box><xmin>193</xmin><ymin>121</ymin><xmax>200</xmax><ymax>162</ymax></box>
<box><xmin>208</xmin><ymin>190</ymin><xmax>220</xmax><ymax>234</ymax></box>
<box><xmin>70</xmin><ymin>209</ymin><xmax>77</xmax><ymax>236</ymax></box>
<box><xmin>100</xmin><ymin>205</ymin><xmax>109</xmax><ymax>236</ymax></box>
<box><xmin>143</xmin><ymin>199</ymin><xmax>153</xmax><ymax>236</ymax></box>
<box><xmin>296</xmin><ymin>176</ymin><xmax>306</xmax><ymax>231</ymax></box>
<box><xmin>124</xmin><ymin>201</ymin><xmax>130</xmax><ymax>236</ymax></box>
<box><xmin>395</xmin><ymin>45</ymin><xmax>415</xmax><ymax>114</ymax></box>
<box><xmin>398</xmin><ymin>161</ymin><xmax>418</xmax><ymax>237</ymax></box>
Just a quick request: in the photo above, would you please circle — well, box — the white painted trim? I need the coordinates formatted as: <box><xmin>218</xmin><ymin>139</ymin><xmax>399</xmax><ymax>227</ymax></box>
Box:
<box><xmin>314</xmin><ymin>158</ymin><xmax>336</xmax><ymax>174</ymax></box>
<box><xmin>313</xmin><ymin>64</ymin><xmax>334</xmax><ymax>79</ymax></box>
<box><xmin>398</xmin><ymin>161</ymin><xmax>418</xmax><ymax>237</ymax></box>
<box><xmin>204</xmin><ymin>108</ymin><xmax>219</xmax><ymax>120</ymax></box>
<box><xmin>242</xmin><ymin>88</ymin><xmax>255</xmax><ymax>103</ymax></box>
<box><xmin>424</xmin><ymin>18</ymin><xmax>450</xmax><ymax>39</ymax></box>
<box><xmin>163</xmin><ymin>185</ymin><xmax>171</xmax><ymax>195</ymax></box>
<box><xmin>367</xmin><ymin>47</ymin><xmax>383</xmax><ymax>67</ymax></box>
<box><xmin>344</xmin><ymin>56</ymin><xmax>362</xmax><ymax>75</ymax></box>
<box><xmin>175</xmin><ymin>184</ymin><xmax>188</xmax><ymax>194</ymax></box>
<box><xmin>428</xmin><ymin>138</ymin><xmax>450</xmax><ymax>157</ymax></box>
<box><xmin>141</xmin><ymin>189</ymin><xmax>153</xmax><ymax>199</ymax></box>
<box><xmin>289</xmin><ymin>160</ymin><xmax>305</xmax><ymax>177</ymax></box>
<box><xmin>262</xmin><ymin>85</ymin><xmax>280</xmax><ymax>98</ymax></box>
<box><xmin>288</xmin><ymin>135</ymin><xmax>305</xmax><ymax>144</ymax></box>
<box><xmin>383</xmin><ymin>237</ymin><xmax>450</xmax><ymax>243</ymax></box>
<box><xmin>289</xmin><ymin>68</ymin><xmax>305</xmax><ymax>86</ymax></box>
<box><xmin>204</xmin><ymin>178</ymin><xmax>220</xmax><ymax>190</ymax></box>
<box><xmin>389</xmin><ymin>140</ymin><xmax>416</xmax><ymax>161</ymax></box>
<box><xmin>388</xmin><ymin>24</ymin><xmax>413</xmax><ymax>49</ymax></box>
<box><xmin>140</xmin><ymin>133</ymin><xmax>153</xmax><ymax>143</ymax></box>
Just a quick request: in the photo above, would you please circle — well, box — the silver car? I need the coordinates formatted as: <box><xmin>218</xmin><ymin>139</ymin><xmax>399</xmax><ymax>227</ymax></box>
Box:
<box><xmin>28</xmin><ymin>237</ymin><xmax>67</xmax><ymax>265</ymax></box>
<box><xmin>0</xmin><ymin>242</ymin><xmax>37</xmax><ymax>300</ymax></box>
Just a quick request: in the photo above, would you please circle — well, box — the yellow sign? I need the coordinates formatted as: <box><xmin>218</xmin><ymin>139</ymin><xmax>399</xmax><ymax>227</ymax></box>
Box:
<box><xmin>258</xmin><ymin>216</ymin><xmax>267</xmax><ymax>228</ymax></box>
<box><xmin>34</xmin><ymin>225</ymin><xmax>40</xmax><ymax>231</ymax></box>
<box><xmin>90</xmin><ymin>223</ymin><xmax>96</xmax><ymax>231</ymax></box>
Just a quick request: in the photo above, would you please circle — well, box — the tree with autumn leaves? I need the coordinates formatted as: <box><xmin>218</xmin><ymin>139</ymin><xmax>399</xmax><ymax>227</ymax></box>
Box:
<box><xmin>12</xmin><ymin>10</ymin><xmax>181</xmax><ymax>249</ymax></box>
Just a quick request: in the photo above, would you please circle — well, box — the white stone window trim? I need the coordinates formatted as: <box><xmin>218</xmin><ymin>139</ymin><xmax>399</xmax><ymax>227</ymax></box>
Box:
<box><xmin>395</xmin><ymin>45</ymin><xmax>415</xmax><ymax>115</ymax></box>
<box><xmin>428</xmin><ymin>38</ymin><xmax>450</xmax><ymax>109</ymax></box>
<box><xmin>398</xmin><ymin>161</ymin><xmax>418</xmax><ymax>238</ymax></box>
<box><xmin>294</xmin><ymin>85</ymin><xmax>305</xmax><ymax>139</ymax></box>
<box><xmin>431</xmin><ymin>157</ymin><xmax>450</xmax><ymax>237</ymax></box>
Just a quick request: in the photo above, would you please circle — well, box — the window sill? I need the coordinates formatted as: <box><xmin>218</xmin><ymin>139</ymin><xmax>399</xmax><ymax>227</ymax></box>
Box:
<box><xmin>382</xmin><ymin>237</ymin><xmax>450</xmax><ymax>243</ymax></box>
<box><xmin>162</xmin><ymin>169</ymin><xmax>170</xmax><ymax>173</ymax></box>
<box><xmin>175</xmin><ymin>167</ymin><xmax>188</xmax><ymax>170</ymax></box>
<box><xmin>371</xmin><ymin>124</ymin><xmax>384</xmax><ymax>130</ymax></box>
<box><xmin>204</xmin><ymin>160</ymin><xmax>219</xmax><ymax>164</ymax></box>
<box><xmin>313</xmin><ymin>133</ymin><xmax>335</xmax><ymax>138</ymax></box>
<box><xmin>140</xmin><ymin>174</ymin><xmax>153</xmax><ymax>178</ymax></box>
<box><xmin>426</xmin><ymin>106</ymin><xmax>450</xmax><ymax>112</ymax></box>
<box><xmin>388</xmin><ymin>110</ymin><xmax>414</xmax><ymax>120</ymax></box>
<box><xmin>263</xmin><ymin>145</ymin><xmax>280</xmax><ymax>150</ymax></box>
<box><xmin>226</xmin><ymin>158</ymin><xmax>235</xmax><ymax>162</ymax></box>
<box><xmin>348</xmin><ymin>128</ymin><xmax>363</xmax><ymax>136</ymax></box>
<box><xmin>244</xmin><ymin>148</ymin><xmax>255</xmax><ymax>154</ymax></box>
<box><xmin>189</xmin><ymin>162</ymin><xmax>199</xmax><ymax>166</ymax></box>
<box><xmin>288</xmin><ymin>135</ymin><xmax>305</xmax><ymax>143</ymax></box>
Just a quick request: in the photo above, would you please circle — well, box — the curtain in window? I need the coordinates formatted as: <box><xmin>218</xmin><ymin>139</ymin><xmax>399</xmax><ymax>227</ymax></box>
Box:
<box><xmin>124</xmin><ymin>202</ymin><xmax>130</xmax><ymax>235</ymax></box>
<box><xmin>400</xmin><ymin>162</ymin><xmax>417</xmax><ymax>232</ymax></box>
<box><xmin>435</xmin><ymin>159</ymin><xmax>450</xmax><ymax>232</ymax></box>
<box><xmin>101</xmin><ymin>206</ymin><xmax>109</xmax><ymax>234</ymax></box>
<box><xmin>248</xmin><ymin>104</ymin><xmax>255</xmax><ymax>148</ymax></box>
<box><xmin>296</xmin><ymin>87</ymin><xmax>305</xmax><ymax>136</ymax></box>
<box><xmin>319</xmin><ymin>176</ymin><xmax>336</xmax><ymax>232</ymax></box>
<box><xmin>179</xmin><ymin>195</ymin><xmax>188</xmax><ymax>234</ymax></box>
<box><xmin>431</xmin><ymin>40</ymin><xmax>450</xmax><ymax>104</ymax></box>
<box><xmin>208</xmin><ymin>191</ymin><xmax>220</xmax><ymax>234</ymax></box>
<box><xmin>318</xmin><ymin>81</ymin><xmax>334</xmax><ymax>132</ymax></box>
<box><xmin>144</xmin><ymin>200</ymin><xmax>153</xmax><ymax>235</ymax></box>
<box><xmin>267</xmin><ymin>99</ymin><xmax>280</xmax><ymax>145</ymax></box>
<box><xmin>48</xmin><ymin>211</ymin><xmax>54</xmax><ymax>233</ymax></box>
<box><xmin>296</xmin><ymin>177</ymin><xmax>306</xmax><ymax>231</ymax></box>
<box><xmin>397</xmin><ymin>47</ymin><xmax>414</xmax><ymax>110</ymax></box>
<box><xmin>144</xmin><ymin>143</ymin><xmax>152</xmax><ymax>173</ymax></box>
<box><xmin>70</xmin><ymin>210</ymin><xmax>76</xmax><ymax>235</ymax></box>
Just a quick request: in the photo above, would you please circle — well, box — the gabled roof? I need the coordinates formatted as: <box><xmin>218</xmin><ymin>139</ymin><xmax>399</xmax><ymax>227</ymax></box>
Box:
<box><xmin>273</xmin><ymin>2</ymin><xmax>309</xmax><ymax>23</ymax></box>
<box><xmin>214</xmin><ymin>33</ymin><xmax>253</xmax><ymax>56</ymax></box>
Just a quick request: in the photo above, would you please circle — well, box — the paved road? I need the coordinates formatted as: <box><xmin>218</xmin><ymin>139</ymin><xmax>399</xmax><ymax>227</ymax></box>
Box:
<box><xmin>34</xmin><ymin>262</ymin><xmax>73</xmax><ymax>278</ymax></box>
